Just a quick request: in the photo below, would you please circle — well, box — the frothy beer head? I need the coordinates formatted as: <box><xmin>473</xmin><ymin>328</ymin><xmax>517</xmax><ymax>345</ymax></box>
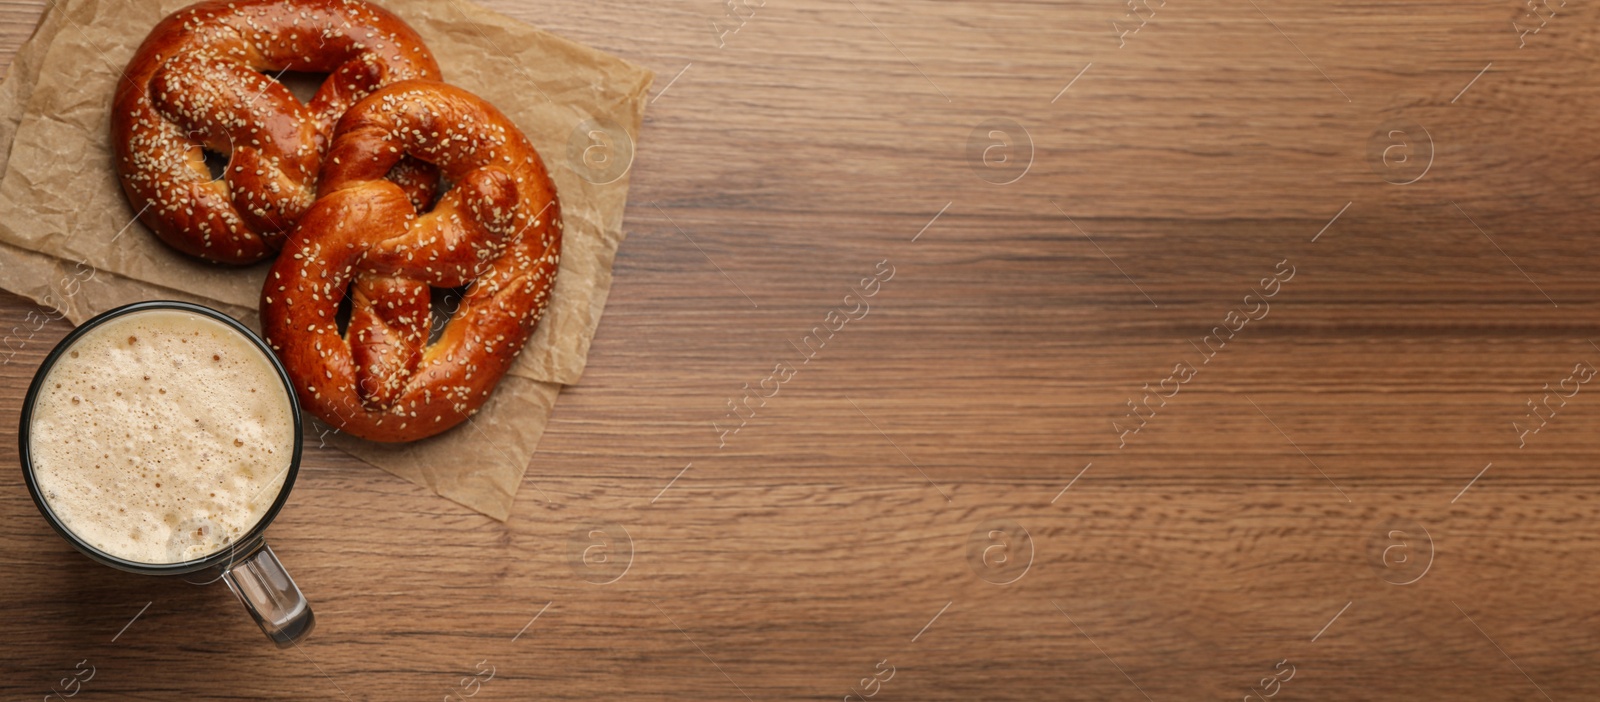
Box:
<box><xmin>27</xmin><ymin>309</ymin><xmax>296</xmax><ymax>565</ymax></box>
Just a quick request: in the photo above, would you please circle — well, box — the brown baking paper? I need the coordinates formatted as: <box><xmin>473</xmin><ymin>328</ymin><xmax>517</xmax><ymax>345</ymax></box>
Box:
<box><xmin>0</xmin><ymin>0</ymin><xmax>652</xmax><ymax>520</ymax></box>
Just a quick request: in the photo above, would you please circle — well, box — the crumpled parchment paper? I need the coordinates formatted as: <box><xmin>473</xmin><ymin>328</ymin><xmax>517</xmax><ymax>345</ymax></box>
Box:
<box><xmin>0</xmin><ymin>0</ymin><xmax>652</xmax><ymax>520</ymax></box>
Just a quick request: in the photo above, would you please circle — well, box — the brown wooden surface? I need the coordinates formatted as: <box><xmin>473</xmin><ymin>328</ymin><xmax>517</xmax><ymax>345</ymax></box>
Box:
<box><xmin>4</xmin><ymin>0</ymin><xmax>1600</xmax><ymax>699</ymax></box>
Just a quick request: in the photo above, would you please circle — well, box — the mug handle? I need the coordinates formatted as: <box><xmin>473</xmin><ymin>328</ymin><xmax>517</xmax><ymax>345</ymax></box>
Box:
<box><xmin>222</xmin><ymin>542</ymin><xmax>315</xmax><ymax>648</ymax></box>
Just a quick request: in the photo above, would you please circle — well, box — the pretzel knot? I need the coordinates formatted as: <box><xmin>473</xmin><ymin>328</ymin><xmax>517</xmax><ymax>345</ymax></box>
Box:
<box><xmin>262</xmin><ymin>81</ymin><xmax>563</xmax><ymax>443</ymax></box>
<box><xmin>113</xmin><ymin>0</ymin><xmax>442</xmax><ymax>265</ymax></box>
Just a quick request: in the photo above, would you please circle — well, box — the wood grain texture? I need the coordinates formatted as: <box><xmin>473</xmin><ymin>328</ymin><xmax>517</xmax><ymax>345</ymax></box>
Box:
<box><xmin>3</xmin><ymin>0</ymin><xmax>1600</xmax><ymax>699</ymax></box>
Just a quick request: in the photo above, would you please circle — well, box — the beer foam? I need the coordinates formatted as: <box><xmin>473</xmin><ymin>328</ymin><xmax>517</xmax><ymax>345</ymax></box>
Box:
<box><xmin>29</xmin><ymin>309</ymin><xmax>295</xmax><ymax>565</ymax></box>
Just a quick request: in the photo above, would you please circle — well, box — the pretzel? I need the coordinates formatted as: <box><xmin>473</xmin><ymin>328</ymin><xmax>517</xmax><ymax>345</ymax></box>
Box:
<box><xmin>261</xmin><ymin>80</ymin><xmax>563</xmax><ymax>443</ymax></box>
<box><xmin>112</xmin><ymin>0</ymin><xmax>442</xmax><ymax>265</ymax></box>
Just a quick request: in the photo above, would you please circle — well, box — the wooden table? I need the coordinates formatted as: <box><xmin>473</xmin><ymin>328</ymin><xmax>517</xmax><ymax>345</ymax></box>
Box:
<box><xmin>4</xmin><ymin>0</ymin><xmax>1599</xmax><ymax>699</ymax></box>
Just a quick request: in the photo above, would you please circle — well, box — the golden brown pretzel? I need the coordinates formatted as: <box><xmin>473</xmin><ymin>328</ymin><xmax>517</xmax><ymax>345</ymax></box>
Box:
<box><xmin>113</xmin><ymin>0</ymin><xmax>442</xmax><ymax>265</ymax></box>
<box><xmin>261</xmin><ymin>80</ymin><xmax>563</xmax><ymax>443</ymax></box>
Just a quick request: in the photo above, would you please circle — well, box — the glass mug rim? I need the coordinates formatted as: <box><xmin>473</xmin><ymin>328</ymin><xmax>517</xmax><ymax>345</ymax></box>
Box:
<box><xmin>17</xmin><ymin>300</ymin><xmax>305</xmax><ymax>576</ymax></box>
